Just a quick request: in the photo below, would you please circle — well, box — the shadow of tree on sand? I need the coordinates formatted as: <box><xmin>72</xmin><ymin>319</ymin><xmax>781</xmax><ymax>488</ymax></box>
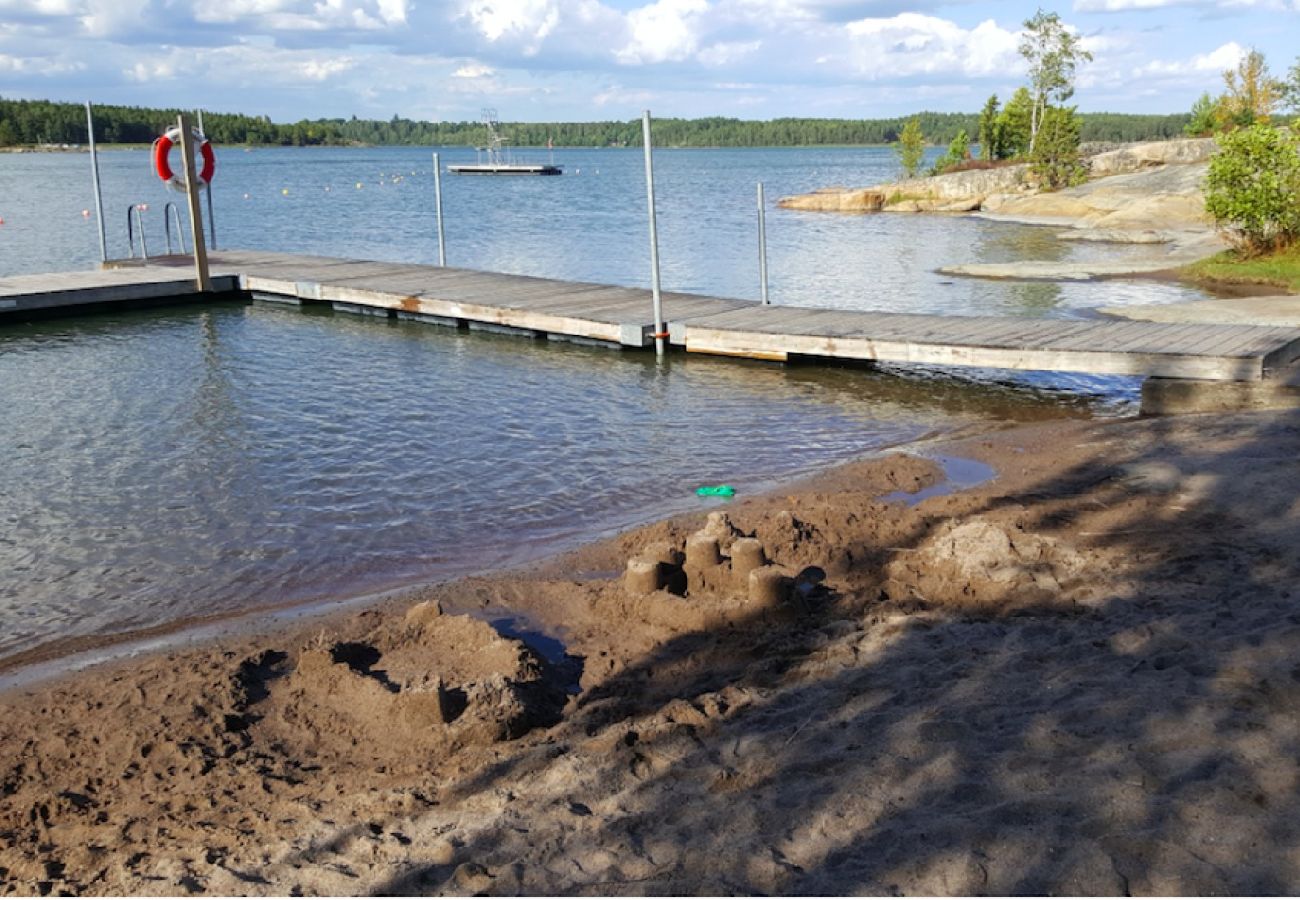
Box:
<box><xmin>370</xmin><ymin>408</ymin><xmax>1300</xmax><ymax>895</ymax></box>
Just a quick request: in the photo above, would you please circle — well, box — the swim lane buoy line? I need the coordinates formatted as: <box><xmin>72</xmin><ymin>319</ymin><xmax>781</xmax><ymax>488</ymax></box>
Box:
<box><xmin>152</xmin><ymin>126</ymin><xmax>216</xmax><ymax>192</ymax></box>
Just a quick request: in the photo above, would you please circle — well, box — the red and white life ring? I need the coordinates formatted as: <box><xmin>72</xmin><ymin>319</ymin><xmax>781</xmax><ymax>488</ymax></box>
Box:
<box><xmin>152</xmin><ymin>126</ymin><xmax>216</xmax><ymax>192</ymax></box>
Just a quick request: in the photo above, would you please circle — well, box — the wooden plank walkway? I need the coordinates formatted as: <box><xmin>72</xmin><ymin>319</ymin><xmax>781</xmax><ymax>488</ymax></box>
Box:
<box><xmin>4</xmin><ymin>249</ymin><xmax>1299</xmax><ymax>383</ymax></box>
<box><xmin>201</xmin><ymin>251</ymin><xmax>751</xmax><ymax>347</ymax></box>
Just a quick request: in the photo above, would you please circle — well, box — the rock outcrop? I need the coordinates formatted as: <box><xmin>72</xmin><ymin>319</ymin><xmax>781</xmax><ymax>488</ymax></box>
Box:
<box><xmin>779</xmin><ymin>164</ymin><xmax>1031</xmax><ymax>214</ymax></box>
<box><xmin>1083</xmin><ymin>137</ymin><xmax>1217</xmax><ymax>178</ymax></box>
<box><xmin>777</xmin><ymin>137</ymin><xmax>1218</xmax><ymax>235</ymax></box>
<box><xmin>978</xmin><ymin>161</ymin><xmax>1212</xmax><ymax>232</ymax></box>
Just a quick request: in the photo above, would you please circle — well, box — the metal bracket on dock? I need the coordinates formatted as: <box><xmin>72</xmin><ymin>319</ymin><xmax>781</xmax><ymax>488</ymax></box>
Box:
<box><xmin>294</xmin><ymin>281</ymin><xmax>324</xmax><ymax>302</ymax></box>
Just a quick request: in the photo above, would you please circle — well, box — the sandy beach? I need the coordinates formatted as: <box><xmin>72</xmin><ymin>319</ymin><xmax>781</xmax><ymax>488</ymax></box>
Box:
<box><xmin>3</xmin><ymin>404</ymin><xmax>1300</xmax><ymax>895</ymax></box>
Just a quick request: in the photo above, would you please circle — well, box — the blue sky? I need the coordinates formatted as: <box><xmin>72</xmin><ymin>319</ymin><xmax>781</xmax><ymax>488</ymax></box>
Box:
<box><xmin>0</xmin><ymin>0</ymin><xmax>1297</xmax><ymax>122</ymax></box>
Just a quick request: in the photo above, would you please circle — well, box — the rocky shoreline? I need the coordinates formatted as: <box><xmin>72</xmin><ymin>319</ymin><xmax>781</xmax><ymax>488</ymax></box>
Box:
<box><xmin>778</xmin><ymin>137</ymin><xmax>1216</xmax><ymax>222</ymax></box>
<box><xmin>779</xmin><ymin>138</ymin><xmax>1228</xmax><ymax>283</ymax></box>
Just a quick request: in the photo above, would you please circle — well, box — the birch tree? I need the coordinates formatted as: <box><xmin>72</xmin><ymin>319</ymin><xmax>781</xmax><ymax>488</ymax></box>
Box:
<box><xmin>1019</xmin><ymin>9</ymin><xmax>1092</xmax><ymax>154</ymax></box>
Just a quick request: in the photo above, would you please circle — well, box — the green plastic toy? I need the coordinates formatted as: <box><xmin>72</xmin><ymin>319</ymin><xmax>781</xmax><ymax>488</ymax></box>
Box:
<box><xmin>696</xmin><ymin>485</ymin><xmax>736</xmax><ymax>498</ymax></box>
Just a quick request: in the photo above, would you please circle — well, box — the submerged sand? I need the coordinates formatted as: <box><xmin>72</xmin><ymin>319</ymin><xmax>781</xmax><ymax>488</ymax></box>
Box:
<box><xmin>4</xmin><ymin>409</ymin><xmax>1300</xmax><ymax>894</ymax></box>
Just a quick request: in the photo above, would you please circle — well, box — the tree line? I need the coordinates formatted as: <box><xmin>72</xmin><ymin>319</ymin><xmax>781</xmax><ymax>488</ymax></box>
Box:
<box><xmin>0</xmin><ymin>96</ymin><xmax>1191</xmax><ymax>149</ymax></box>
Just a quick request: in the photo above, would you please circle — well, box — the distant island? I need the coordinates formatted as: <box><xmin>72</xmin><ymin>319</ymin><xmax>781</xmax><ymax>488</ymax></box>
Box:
<box><xmin>0</xmin><ymin>96</ymin><xmax>1190</xmax><ymax>149</ymax></box>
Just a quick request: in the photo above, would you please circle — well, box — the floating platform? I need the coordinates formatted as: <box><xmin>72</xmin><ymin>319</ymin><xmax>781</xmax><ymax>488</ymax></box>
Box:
<box><xmin>5</xmin><ymin>251</ymin><xmax>1300</xmax><ymax>409</ymax></box>
<box><xmin>447</xmin><ymin>163</ymin><xmax>562</xmax><ymax>176</ymax></box>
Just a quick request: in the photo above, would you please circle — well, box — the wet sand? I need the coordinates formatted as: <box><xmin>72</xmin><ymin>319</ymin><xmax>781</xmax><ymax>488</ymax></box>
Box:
<box><xmin>4</xmin><ymin>409</ymin><xmax>1300</xmax><ymax>894</ymax></box>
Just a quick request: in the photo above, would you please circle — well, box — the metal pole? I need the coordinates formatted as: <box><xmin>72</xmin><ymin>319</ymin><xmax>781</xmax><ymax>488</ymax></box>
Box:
<box><xmin>757</xmin><ymin>181</ymin><xmax>770</xmax><ymax>305</ymax></box>
<box><xmin>177</xmin><ymin>113</ymin><xmax>212</xmax><ymax>292</ymax></box>
<box><xmin>194</xmin><ymin>109</ymin><xmax>216</xmax><ymax>250</ymax></box>
<box><xmin>641</xmin><ymin>110</ymin><xmax>665</xmax><ymax>356</ymax></box>
<box><xmin>204</xmin><ymin>183</ymin><xmax>217</xmax><ymax>251</ymax></box>
<box><xmin>85</xmin><ymin>102</ymin><xmax>107</xmax><ymax>264</ymax></box>
<box><xmin>432</xmin><ymin>151</ymin><xmax>446</xmax><ymax>267</ymax></box>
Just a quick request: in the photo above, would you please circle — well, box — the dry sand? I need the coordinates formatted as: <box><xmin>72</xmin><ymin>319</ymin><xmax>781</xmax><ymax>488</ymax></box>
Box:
<box><xmin>4</xmin><ymin>409</ymin><xmax>1300</xmax><ymax>895</ymax></box>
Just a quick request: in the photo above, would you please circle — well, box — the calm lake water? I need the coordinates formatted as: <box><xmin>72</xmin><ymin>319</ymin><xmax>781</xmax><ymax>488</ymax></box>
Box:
<box><xmin>0</xmin><ymin>145</ymin><xmax>1208</xmax><ymax>668</ymax></box>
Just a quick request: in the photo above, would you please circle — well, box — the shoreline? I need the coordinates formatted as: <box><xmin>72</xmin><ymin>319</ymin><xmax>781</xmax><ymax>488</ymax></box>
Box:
<box><xmin>0</xmin><ymin>410</ymin><xmax>1013</xmax><ymax>692</ymax></box>
<box><xmin>0</xmin><ymin>416</ymin><xmax>1011</xmax><ymax>695</ymax></box>
<box><xmin>6</xmin><ymin>406</ymin><xmax>1300</xmax><ymax>893</ymax></box>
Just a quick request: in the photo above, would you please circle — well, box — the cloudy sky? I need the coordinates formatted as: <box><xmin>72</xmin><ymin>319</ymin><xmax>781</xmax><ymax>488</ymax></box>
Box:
<box><xmin>0</xmin><ymin>0</ymin><xmax>1296</xmax><ymax>122</ymax></box>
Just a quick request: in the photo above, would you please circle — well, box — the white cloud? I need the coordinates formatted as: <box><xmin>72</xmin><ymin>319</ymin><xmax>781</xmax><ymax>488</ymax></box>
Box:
<box><xmin>841</xmin><ymin>13</ymin><xmax>1021</xmax><ymax>78</ymax></box>
<box><xmin>453</xmin><ymin>62</ymin><xmax>496</xmax><ymax>77</ymax></box>
<box><xmin>0</xmin><ymin>0</ymin><xmax>81</xmax><ymax>13</ymax></box>
<box><xmin>191</xmin><ymin>0</ymin><xmax>409</xmax><ymax>30</ymax></box>
<box><xmin>697</xmin><ymin>39</ymin><xmax>760</xmax><ymax>66</ymax></box>
<box><xmin>1075</xmin><ymin>0</ymin><xmax>1298</xmax><ymax>10</ymax></box>
<box><xmin>125</xmin><ymin>57</ymin><xmax>175</xmax><ymax>81</ymax></box>
<box><xmin>591</xmin><ymin>83</ymin><xmax>656</xmax><ymax>106</ymax></box>
<box><xmin>617</xmin><ymin>0</ymin><xmax>709</xmax><ymax>63</ymax></box>
<box><xmin>1135</xmin><ymin>40</ymin><xmax>1244</xmax><ymax>75</ymax></box>
<box><xmin>118</xmin><ymin>44</ymin><xmax>359</xmax><ymax>86</ymax></box>
<box><xmin>461</xmin><ymin>0</ymin><xmax>560</xmax><ymax>46</ymax></box>
<box><xmin>0</xmin><ymin>50</ymin><xmax>84</xmax><ymax>72</ymax></box>
<box><xmin>302</xmin><ymin>55</ymin><xmax>355</xmax><ymax>79</ymax></box>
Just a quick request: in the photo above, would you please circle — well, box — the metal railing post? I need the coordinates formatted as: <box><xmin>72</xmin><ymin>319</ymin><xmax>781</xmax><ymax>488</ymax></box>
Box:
<box><xmin>641</xmin><ymin>110</ymin><xmax>666</xmax><ymax>356</ymax></box>
<box><xmin>433</xmin><ymin>151</ymin><xmax>446</xmax><ymax>266</ymax></box>
<box><xmin>757</xmin><ymin>182</ymin><xmax>770</xmax><ymax>305</ymax></box>
<box><xmin>204</xmin><ymin>184</ymin><xmax>217</xmax><ymax>251</ymax></box>
<box><xmin>85</xmin><ymin>102</ymin><xmax>107</xmax><ymax>264</ymax></box>
<box><xmin>195</xmin><ymin>109</ymin><xmax>217</xmax><ymax>250</ymax></box>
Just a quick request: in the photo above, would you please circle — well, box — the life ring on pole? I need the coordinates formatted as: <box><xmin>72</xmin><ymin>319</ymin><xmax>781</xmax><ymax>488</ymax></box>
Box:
<box><xmin>152</xmin><ymin>126</ymin><xmax>216</xmax><ymax>192</ymax></box>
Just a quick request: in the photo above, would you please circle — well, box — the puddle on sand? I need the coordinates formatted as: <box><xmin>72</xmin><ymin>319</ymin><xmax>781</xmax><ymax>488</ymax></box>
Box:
<box><xmin>477</xmin><ymin>609</ymin><xmax>585</xmax><ymax>695</ymax></box>
<box><xmin>881</xmin><ymin>454</ymin><xmax>997</xmax><ymax>507</ymax></box>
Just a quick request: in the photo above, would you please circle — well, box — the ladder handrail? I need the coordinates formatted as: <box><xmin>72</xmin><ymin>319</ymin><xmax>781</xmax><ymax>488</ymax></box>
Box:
<box><xmin>163</xmin><ymin>202</ymin><xmax>187</xmax><ymax>255</ymax></box>
<box><xmin>125</xmin><ymin>205</ymin><xmax>149</xmax><ymax>260</ymax></box>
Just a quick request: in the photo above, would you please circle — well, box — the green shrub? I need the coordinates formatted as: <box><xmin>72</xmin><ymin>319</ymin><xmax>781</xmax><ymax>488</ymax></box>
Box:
<box><xmin>895</xmin><ymin>118</ymin><xmax>925</xmax><ymax>179</ymax></box>
<box><xmin>1185</xmin><ymin>92</ymin><xmax>1217</xmax><ymax>137</ymax></box>
<box><xmin>929</xmin><ymin>129</ymin><xmax>971</xmax><ymax>175</ymax></box>
<box><xmin>1030</xmin><ymin>106</ymin><xmax>1086</xmax><ymax>191</ymax></box>
<box><xmin>1204</xmin><ymin>124</ymin><xmax>1300</xmax><ymax>255</ymax></box>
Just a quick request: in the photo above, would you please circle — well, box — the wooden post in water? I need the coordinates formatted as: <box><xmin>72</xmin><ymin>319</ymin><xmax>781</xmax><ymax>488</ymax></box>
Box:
<box><xmin>641</xmin><ymin>110</ymin><xmax>666</xmax><ymax>357</ymax></box>
<box><xmin>176</xmin><ymin>113</ymin><xmax>212</xmax><ymax>293</ymax></box>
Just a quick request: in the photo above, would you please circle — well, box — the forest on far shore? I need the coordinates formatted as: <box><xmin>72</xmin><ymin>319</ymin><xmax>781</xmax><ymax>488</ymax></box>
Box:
<box><xmin>0</xmin><ymin>97</ymin><xmax>1191</xmax><ymax>148</ymax></box>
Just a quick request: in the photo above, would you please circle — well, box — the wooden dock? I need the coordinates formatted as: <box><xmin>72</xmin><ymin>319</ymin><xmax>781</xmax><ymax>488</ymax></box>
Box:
<box><xmin>0</xmin><ymin>266</ymin><xmax>239</xmax><ymax>315</ymax></box>
<box><xmin>5</xmin><ymin>250</ymin><xmax>1300</xmax><ymax>388</ymax></box>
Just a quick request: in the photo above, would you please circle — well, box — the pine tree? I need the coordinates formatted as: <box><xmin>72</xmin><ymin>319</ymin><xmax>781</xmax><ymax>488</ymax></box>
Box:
<box><xmin>977</xmin><ymin>94</ymin><xmax>1001</xmax><ymax>161</ymax></box>
<box><xmin>997</xmin><ymin>88</ymin><xmax>1034</xmax><ymax>158</ymax></box>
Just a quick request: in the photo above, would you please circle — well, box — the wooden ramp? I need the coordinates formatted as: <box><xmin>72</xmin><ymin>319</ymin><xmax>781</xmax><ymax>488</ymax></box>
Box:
<box><xmin>6</xmin><ymin>249</ymin><xmax>1300</xmax><ymax>384</ymax></box>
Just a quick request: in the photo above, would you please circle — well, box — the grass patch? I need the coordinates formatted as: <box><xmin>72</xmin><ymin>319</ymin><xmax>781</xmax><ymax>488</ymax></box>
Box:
<box><xmin>1183</xmin><ymin>244</ymin><xmax>1300</xmax><ymax>294</ymax></box>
